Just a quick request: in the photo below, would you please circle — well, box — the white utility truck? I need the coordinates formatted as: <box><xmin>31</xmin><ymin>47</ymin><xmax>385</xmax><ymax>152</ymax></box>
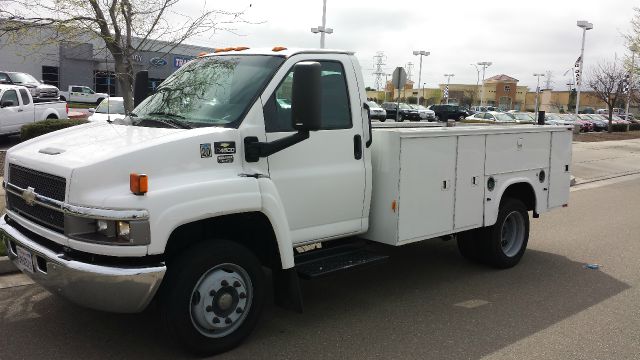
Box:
<box><xmin>58</xmin><ymin>85</ymin><xmax>109</xmax><ymax>104</ymax></box>
<box><xmin>0</xmin><ymin>84</ymin><xmax>68</xmax><ymax>135</ymax></box>
<box><xmin>1</xmin><ymin>48</ymin><xmax>572</xmax><ymax>355</ymax></box>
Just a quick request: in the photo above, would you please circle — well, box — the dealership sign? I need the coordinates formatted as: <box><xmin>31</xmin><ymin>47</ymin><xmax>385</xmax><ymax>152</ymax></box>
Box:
<box><xmin>174</xmin><ymin>56</ymin><xmax>194</xmax><ymax>68</ymax></box>
<box><xmin>150</xmin><ymin>57</ymin><xmax>168</xmax><ymax>67</ymax></box>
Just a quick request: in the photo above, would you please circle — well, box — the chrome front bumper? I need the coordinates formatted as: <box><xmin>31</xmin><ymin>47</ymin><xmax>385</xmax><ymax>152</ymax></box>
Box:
<box><xmin>0</xmin><ymin>215</ymin><xmax>166</xmax><ymax>313</ymax></box>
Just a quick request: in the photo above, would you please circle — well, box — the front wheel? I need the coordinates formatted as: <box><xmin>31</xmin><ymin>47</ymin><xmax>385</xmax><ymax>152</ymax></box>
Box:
<box><xmin>159</xmin><ymin>240</ymin><xmax>265</xmax><ymax>356</ymax></box>
<box><xmin>435</xmin><ymin>115</ymin><xmax>440</xmax><ymax>122</ymax></box>
<box><xmin>458</xmin><ymin>115</ymin><xmax>466</xmax><ymax>121</ymax></box>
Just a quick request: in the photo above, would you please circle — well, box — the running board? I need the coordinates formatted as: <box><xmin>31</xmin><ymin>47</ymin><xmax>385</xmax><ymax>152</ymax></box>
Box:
<box><xmin>296</xmin><ymin>248</ymin><xmax>388</xmax><ymax>279</ymax></box>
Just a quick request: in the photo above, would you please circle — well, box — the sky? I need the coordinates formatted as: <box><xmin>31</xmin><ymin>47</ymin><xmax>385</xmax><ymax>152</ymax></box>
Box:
<box><xmin>186</xmin><ymin>0</ymin><xmax>638</xmax><ymax>91</ymax></box>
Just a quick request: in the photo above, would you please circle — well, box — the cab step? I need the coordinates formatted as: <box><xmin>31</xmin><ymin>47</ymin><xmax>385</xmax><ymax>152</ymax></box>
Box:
<box><xmin>296</xmin><ymin>248</ymin><xmax>388</xmax><ymax>279</ymax></box>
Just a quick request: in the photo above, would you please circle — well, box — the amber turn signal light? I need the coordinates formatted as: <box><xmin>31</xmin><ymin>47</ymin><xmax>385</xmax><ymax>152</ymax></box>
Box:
<box><xmin>130</xmin><ymin>173</ymin><xmax>148</xmax><ymax>195</ymax></box>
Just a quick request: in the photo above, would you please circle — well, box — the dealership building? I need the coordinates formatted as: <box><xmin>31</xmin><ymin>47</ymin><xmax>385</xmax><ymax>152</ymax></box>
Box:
<box><xmin>0</xmin><ymin>31</ymin><xmax>214</xmax><ymax>96</ymax></box>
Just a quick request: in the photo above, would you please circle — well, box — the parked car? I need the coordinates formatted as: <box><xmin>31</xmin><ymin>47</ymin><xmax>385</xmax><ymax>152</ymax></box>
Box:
<box><xmin>409</xmin><ymin>104</ymin><xmax>436</xmax><ymax>121</ymax></box>
<box><xmin>0</xmin><ymin>84</ymin><xmax>68</xmax><ymax>135</ymax></box>
<box><xmin>381</xmin><ymin>102</ymin><xmax>421</xmax><ymax>121</ymax></box>
<box><xmin>578</xmin><ymin>114</ymin><xmax>607</xmax><ymax>131</ymax></box>
<box><xmin>471</xmin><ymin>105</ymin><xmax>498</xmax><ymax>112</ymax></box>
<box><xmin>464</xmin><ymin>111</ymin><xmax>517</xmax><ymax>123</ymax></box>
<box><xmin>558</xmin><ymin>113</ymin><xmax>593</xmax><ymax>132</ymax></box>
<box><xmin>619</xmin><ymin>114</ymin><xmax>638</xmax><ymax>124</ymax></box>
<box><xmin>88</xmin><ymin>97</ymin><xmax>126</xmax><ymax>122</ymax></box>
<box><xmin>0</xmin><ymin>71</ymin><xmax>60</xmax><ymax>102</ymax></box>
<box><xmin>59</xmin><ymin>85</ymin><xmax>109</xmax><ymax>104</ymax></box>
<box><xmin>366</xmin><ymin>101</ymin><xmax>387</xmax><ymax>121</ymax></box>
<box><xmin>590</xmin><ymin>114</ymin><xmax>625</xmax><ymax>125</ymax></box>
<box><xmin>507</xmin><ymin>112</ymin><xmax>535</xmax><ymax>124</ymax></box>
<box><xmin>611</xmin><ymin>114</ymin><xmax>632</xmax><ymax>125</ymax></box>
<box><xmin>428</xmin><ymin>104</ymin><xmax>470</xmax><ymax>121</ymax></box>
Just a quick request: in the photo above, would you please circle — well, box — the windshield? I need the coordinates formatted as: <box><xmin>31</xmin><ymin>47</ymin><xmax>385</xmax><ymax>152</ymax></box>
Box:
<box><xmin>131</xmin><ymin>55</ymin><xmax>284</xmax><ymax>128</ymax></box>
<box><xmin>96</xmin><ymin>98</ymin><xmax>125</xmax><ymax>114</ymax></box>
<box><xmin>559</xmin><ymin>114</ymin><xmax>577</xmax><ymax>121</ymax></box>
<box><xmin>495</xmin><ymin>113</ymin><xmax>516</xmax><ymax>121</ymax></box>
<box><xmin>546</xmin><ymin>114</ymin><xmax>561</xmax><ymax>120</ymax></box>
<box><xmin>8</xmin><ymin>72</ymin><xmax>39</xmax><ymax>84</ymax></box>
<box><xmin>367</xmin><ymin>101</ymin><xmax>380</xmax><ymax>108</ymax></box>
<box><xmin>399</xmin><ymin>103</ymin><xmax>411</xmax><ymax>110</ymax></box>
<box><xmin>512</xmin><ymin>113</ymin><xmax>533</xmax><ymax>120</ymax></box>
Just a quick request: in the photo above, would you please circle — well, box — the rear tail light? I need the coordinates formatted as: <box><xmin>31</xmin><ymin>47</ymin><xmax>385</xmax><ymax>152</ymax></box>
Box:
<box><xmin>65</xmin><ymin>102</ymin><xmax>69</xmax><ymax>114</ymax></box>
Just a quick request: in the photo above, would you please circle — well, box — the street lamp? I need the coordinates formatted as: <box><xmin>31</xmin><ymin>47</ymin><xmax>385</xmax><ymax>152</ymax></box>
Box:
<box><xmin>575</xmin><ymin>20</ymin><xmax>594</xmax><ymax>115</ymax></box>
<box><xmin>311</xmin><ymin>0</ymin><xmax>333</xmax><ymax>48</ymax></box>
<box><xmin>470</xmin><ymin>64</ymin><xmax>480</xmax><ymax>106</ymax></box>
<box><xmin>413</xmin><ymin>50</ymin><xmax>430</xmax><ymax>105</ymax></box>
<box><xmin>625</xmin><ymin>44</ymin><xmax>638</xmax><ymax>118</ymax></box>
<box><xmin>443</xmin><ymin>74</ymin><xmax>455</xmax><ymax>104</ymax></box>
<box><xmin>423</xmin><ymin>82</ymin><xmax>427</xmax><ymax>106</ymax></box>
<box><xmin>477</xmin><ymin>61</ymin><xmax>492</xmax><ymax>106</ymax></box>
<box><xmin>533</xmin><ymin>73</ymin><xmax>545</xmax><ymax>121</ymax></box>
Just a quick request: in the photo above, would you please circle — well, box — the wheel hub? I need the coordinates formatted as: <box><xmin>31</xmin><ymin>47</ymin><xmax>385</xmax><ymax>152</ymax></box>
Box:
<box><xmin>189</xmin><ymin>263</ymin><xmax>252</xmax><ymax>338</ymax></box>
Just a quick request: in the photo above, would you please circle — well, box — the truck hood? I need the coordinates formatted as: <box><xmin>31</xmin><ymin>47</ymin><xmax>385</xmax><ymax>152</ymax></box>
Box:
<box><xmin>5</xmin><ymin>123</ymin><xmax>242</xmax><ymax>188</ymax></box>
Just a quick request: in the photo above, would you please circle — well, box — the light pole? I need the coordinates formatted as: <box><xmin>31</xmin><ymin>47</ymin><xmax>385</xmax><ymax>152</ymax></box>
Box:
<box><xmin>423</xmin><ymin>82</ymin><xmax>427</xmax><ymax>106</ymax></box>
<box><xmin>384</xmin><ymin>73</ymin><xmax>391</xmax><ymax>102</ymax></box>
<box><xmin>413</xmin><ymin>50</ymin><xmax>430</xmax><ymax>105</ymax></box>
<box><xmin>471</xmin><ymin>63</ymin><xmax>480</xmax><ymax>106</ymax></box>
<box><xmin>533</xmin><ymin>73</ymin><xmax>545</xmax><ymax>121</ymax></box>
<box><xmin>575</xmin><ymin>20</ymin><xmax>593</xmax><ymax>115</ymax></box>
<box><xmin>311</xmin><ymin>0</ymin><xmax>333</xmax><ymax>48</ymax></box>
<box><xmin>625</xmin><ymin>45</ymin><xmax>638</xmax><ymax>118</ymax></box>
<box><xmin>443</xmin><ymin>74</ymin><xmax>455</xmax><ymax>104</ymax></box>
<box><xmin>477</xmin><ymin>61</ymin><xmax>492</xmax><ymax>107</ymax></box>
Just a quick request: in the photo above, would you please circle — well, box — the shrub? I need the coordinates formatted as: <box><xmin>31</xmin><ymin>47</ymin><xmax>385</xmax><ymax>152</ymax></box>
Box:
<box><xmin>0</xmin><ymin>235</ymin><xmax>6</xmax><ymax>257</ymax></box>
<box><xmin>629</xmin><ymin>123</ymin><xmax>640</xmax><ymax>131</ymax></box>
<box><xmin>21</xmin><ymin>119</ymin><xmax>88</xmax><ymax>141</ymax></box>
<box><xmin>611</xmin><ymin>123</ymin><xmax>629</xmax><ymax>132</ymax></box>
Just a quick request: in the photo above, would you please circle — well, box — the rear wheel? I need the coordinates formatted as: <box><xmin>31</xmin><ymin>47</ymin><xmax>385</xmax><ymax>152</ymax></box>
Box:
<box><xmin>457</xmin><ymin>198</ymin><xmax>529</xmax><ymax>268</ymax></box>
<box><xmin>458</xmin><ymin>115</ymin><xmax>466</xmax><ymax>121</ymax></box>
<box><xmin>435</xmin><ymin>115</ymin><xmax>440</xmax><ymax>122</ymax></box>
<box><xmin>159</xmin><ymin>240</ymin><xmax>265</xmax><ymax>356</ymax></box>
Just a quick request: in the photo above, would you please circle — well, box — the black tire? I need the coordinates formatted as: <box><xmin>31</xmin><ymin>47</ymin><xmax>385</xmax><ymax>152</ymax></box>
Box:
<box><xmin>456</xmin><ymin>230</ymin><xmax>484</xmax><ymax>262</ymax></box>
<box><xmin>159</xmin><ymin>240</ymin><xmax>266</xmax><ymax>356</ymax></box>
<box><xmin>481</xmin><ymin>198</ymin><xmax>529</xmax><ymax>268</ymax></box>
<box><xmin>458</xmin><ymin>115</ymin><xmax>466</xmax><ymax>121</ymax></box>
<box><xmin>435</xmin><ymin>115</ymin><xmax>440</xmax><ymax>122</ymax></box>
<box><xmin>380</xmin><ymin>118</ymin><xmax>386</xmax><ymax>122</ymax></box>
<box><xmin>398</xmin><ymin>114</ymin><xmax>404</xmax><ymax>122</ymax></box>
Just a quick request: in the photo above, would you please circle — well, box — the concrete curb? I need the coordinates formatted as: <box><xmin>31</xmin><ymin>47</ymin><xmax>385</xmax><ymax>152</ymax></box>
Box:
<box><xmin>0</xmin><ymin>256</ymin><xmax>18</xmax><ymax>275</ymax></box>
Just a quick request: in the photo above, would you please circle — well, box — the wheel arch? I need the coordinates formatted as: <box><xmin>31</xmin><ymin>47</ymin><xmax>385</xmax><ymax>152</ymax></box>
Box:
<box><xmin>485</xmin><ymin>178</ymin><xmax>538</xmax><ymax>227</ymax></box>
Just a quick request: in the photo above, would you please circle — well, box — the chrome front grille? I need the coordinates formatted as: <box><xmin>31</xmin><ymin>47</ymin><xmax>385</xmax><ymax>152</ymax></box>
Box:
<box><xmin>6</xmin><ymin>164</ymin><xmax>66</xmax><ymax>232</ymax></box>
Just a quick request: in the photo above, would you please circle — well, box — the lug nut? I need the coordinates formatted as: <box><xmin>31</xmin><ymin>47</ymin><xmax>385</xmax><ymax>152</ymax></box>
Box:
<box><xmin>206</xmin><ymin>305</ymin><xmax>213</xmax><ymax>312</ymax></box>
<box><xmin>221</xmin><ymin>280</ymin><xmax>229</xmax><ymax>287</ymax></box>
<box><xmin>233</xmin><ymin>281</ymin><xmax>241</xmax><ymax>288</ymax></box>
<box><xmin>236</xmin><ymin>307</ymin><xmax>243</xmax><ymax>314</ymax></box>
<box><xmin>212</xmin><ymin>317</ymin><xmax>220</xmax><ymax>324</ymax></box>
<box><xmin>225</xmin><ymin>318</ymin><xmax>232</xmax><ymax>324</ymax></box>
<box><xmin>209</xmin><ymin>290</ymin><xmax>216</xmax><ymax>296</ymax></box>
<box><xmin>239</xmin><ymin>292</ymin><xmax>246</xmax><ymax>299</ymax></box>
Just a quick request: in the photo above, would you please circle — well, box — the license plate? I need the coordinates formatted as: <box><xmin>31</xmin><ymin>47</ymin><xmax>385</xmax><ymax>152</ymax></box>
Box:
<box><xmin>16</xmin><ymin>246</ymin><xmax>34</xmax><ymax>274</ymax></box>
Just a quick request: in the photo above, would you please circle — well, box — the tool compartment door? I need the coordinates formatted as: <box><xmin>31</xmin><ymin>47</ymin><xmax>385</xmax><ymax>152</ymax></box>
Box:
<box><xmin>398</xmin><ymin>136</ymin><xmax>457</xmax><ymax>243</ymax></box>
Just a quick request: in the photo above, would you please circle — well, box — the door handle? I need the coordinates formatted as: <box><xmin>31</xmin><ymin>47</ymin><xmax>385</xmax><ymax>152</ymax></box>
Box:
<box><xmin>353</xmin><ymin>134</ymin><xmax>362</xmax><ymax>160</ymax></box>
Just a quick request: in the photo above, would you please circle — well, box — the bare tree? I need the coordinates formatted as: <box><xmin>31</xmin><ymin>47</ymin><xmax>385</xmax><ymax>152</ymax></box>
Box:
<box><xmin>587</xmin><ymin>60</ymin><xmax>627</xmax><ymax>132</ymax></box>
<box><xmin>0</xmin><ymin>0</ymin><xmax>250</xmax><ymax>112</ymax></box>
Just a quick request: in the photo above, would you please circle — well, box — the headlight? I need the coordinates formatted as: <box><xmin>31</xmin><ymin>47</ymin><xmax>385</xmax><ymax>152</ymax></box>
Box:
<box><xmin>29</xmin><ymin>88</ymin><xmax>37</xmax><ymax>96</ymax></box>
<box><xmin>67</xmin><ymin>216</ymin><xmax>149</xmax><ymax>245</ymax></box>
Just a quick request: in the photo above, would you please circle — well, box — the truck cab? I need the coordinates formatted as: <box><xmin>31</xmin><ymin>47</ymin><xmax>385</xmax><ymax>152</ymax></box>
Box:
<box><xmin>0</xmin><ymin>84</ymin><xmax>68</xmax><ymax>134</ymax></box>
<box><xmin>0</xmin><ymin>48</ymin><xmax>572</xmax><ymax>356</ymax></box>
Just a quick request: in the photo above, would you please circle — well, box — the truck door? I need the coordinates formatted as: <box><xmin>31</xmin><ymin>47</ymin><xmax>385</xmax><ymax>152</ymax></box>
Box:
<box><xmin>70</xmin><ymin>86</ymin><xmax>83</xmax><ymax>102</ymax></box>
<box><xmin>261</xmin><ymin>57</ymin><xmax>367</xmax><ymax>244</ymax></box>
<box><xmin>0</xmin><ymin>89</ymin><xmax>24</xmax><ymax>134</ymax></box>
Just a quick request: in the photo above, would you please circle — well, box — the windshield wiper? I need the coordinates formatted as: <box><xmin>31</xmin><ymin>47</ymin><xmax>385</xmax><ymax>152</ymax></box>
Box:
<box><xmin>144</xmin><ymin>112</ymin><xmax>192</xmax><ymax>129</ymax></box>
<box><xmin>132</xmin><ymin>118</ymin><xmax>188</xmax><ymax>129</ymax></box>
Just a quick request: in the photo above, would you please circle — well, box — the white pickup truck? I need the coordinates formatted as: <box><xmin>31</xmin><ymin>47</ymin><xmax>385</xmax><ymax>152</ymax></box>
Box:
<box><xmin>0</xmin><ymin>48</ymin><xmax>572</xmax><ymax>355</ymax></box>
<box><xmin>58</xmin><ymin>85</ymin><xmax>109</xmax><ymax>104</ymax></box>
<box><xmin>0</xmin><ymin>84</ymin><xmax>68</xmax><ymax>135</ymax></box>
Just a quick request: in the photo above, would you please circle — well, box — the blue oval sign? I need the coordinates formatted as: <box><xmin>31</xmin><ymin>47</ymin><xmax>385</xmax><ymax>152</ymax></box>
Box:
<box><xmin>150</xmin><ymin>57</ymin><xmax>167</xmax><ymax>67</ymax></box>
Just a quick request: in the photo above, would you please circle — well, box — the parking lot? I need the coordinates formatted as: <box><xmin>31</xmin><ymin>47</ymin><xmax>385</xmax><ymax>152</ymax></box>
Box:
<box><xmin>1</xmin><ymin>139</ymin><xmax>639</xmax><ymax>359</ymax></box>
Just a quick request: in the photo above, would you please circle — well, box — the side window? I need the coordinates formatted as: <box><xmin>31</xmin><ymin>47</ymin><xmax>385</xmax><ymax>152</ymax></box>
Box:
<box><xmin>71</xmin><ymin>86</ymin><xmax>82</xmax><ymax>92</ymax></box>
<box><xmin>19</xmin><ymin>89</ymin><xmax>31</xmax><ymax>105</ymax></box>
<box><xmin>484</xmin><ymin>113</ymin><xmax>495</xmax><ymax>120</ymax></box>
<box><xmin>265</xmin><ymin>61</ymin><xmax>352</xmax><ymax>132</ymax></box>
<box><xmin>84</xmin><ymin>87</ymin><xmax>95</xmax><ymax>94</ymax></box>
<box><xmin>0</xmin><ymin>73</ymin><xmax>9</xmax><ymax>83</ymax></box>
<box><xmin>1</xmin><ymin>90</ymin><xmax>19</xmax><ymax>107</ymax></box>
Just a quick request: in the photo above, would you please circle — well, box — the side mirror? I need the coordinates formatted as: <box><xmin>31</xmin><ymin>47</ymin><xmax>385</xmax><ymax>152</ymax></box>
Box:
<box><xmin>88</xmin><ymin>108</ymin><xmax>95</xmax><ymax>113</ymax></box>
<box><xmin>1</xmin><ymin>100</ymin><xmax>15</xmax><ymax>108</ymax></box>
<box><xmin>133</xmin><ymin>70</ymin><xmax>150</xmax><ymax>108</ymax></box>
<box><xmin>291</xmin><ymin>61</ymin><xmax>322</xmax><ymax>131</ymax></box>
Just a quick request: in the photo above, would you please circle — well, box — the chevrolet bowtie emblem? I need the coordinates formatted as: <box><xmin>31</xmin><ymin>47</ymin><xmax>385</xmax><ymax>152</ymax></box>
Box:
<box><xmin>22</xmin><ymin>187</ymin><xmax>37</xmax><ymax>206</ymax></box>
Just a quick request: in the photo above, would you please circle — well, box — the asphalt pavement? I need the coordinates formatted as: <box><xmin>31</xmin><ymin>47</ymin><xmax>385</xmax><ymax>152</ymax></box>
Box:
<box><xmin>1</xmin><ymin>139</ymin><xmax>640</xmax><ymax>359</ymax></box>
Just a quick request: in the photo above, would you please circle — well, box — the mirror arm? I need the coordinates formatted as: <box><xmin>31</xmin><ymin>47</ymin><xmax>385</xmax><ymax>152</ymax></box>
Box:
<box><xmin>244</xmin><ymin>130</ymin><xmax>310</xmax><ymax>163</ymax></box>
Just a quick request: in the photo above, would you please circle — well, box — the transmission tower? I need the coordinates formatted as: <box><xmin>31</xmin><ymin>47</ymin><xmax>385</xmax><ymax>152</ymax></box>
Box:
<box><xmin>372</xmin><ymin>51</ymin><xmax>387</xmax><ymax>91</ymax></box>
<box><xmin>405</xmin><ymin>62</ymin><xmax>414</xmax><ymax>82</ymax></box>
